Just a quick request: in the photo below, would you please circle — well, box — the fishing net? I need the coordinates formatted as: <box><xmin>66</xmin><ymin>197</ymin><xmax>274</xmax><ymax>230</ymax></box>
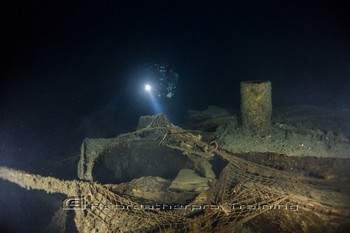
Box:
<box><xmin>0</xmin><ymin>114</ymin><xmax>349</xmax><ymax>232</ymax></box>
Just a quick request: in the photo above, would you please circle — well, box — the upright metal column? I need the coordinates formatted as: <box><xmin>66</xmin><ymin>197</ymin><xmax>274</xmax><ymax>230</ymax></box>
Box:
<box><xmin>241</xmin><ymin>80</ymin><xmax>272</xmax><ymax>135</ymax></box>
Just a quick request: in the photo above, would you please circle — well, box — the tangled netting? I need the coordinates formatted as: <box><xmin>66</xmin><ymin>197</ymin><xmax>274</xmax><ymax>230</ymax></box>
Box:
<box><xmin>1</xmin><ymin>114</ymin><xmax>349</xmax><ymax>232</ymax></box>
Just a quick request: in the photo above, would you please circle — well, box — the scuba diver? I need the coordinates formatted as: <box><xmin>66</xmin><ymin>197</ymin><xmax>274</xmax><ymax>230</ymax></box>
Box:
<box><xmin>146</xmin><ymin>63</ymin><xmax>179</xmax><ymax>99</ymax></box>
<box><xmin>142</xmin><ymin>63</ymin><xmax>180</xmax><ymax>119</ymax></box>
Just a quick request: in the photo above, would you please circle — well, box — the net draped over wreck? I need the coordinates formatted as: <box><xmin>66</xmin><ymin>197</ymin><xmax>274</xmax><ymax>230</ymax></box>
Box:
<box><xmin>0</xmin><ymin>114</ymin><xmax>349</xmax><ymax>233</ymax></box>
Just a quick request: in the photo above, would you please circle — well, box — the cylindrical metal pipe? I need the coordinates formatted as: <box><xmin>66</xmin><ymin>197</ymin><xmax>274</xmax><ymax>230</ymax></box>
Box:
<box><xmin>240</xmin><ymin>80</ymin><xmax>272</xmax><ymax>135</ymax></box>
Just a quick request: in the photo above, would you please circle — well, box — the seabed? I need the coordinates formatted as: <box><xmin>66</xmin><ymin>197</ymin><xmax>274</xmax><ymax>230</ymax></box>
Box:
<box><xmin>0</xmin><ymin>105</ymin><xmax>350</xmax><ymax>233</ymax></box>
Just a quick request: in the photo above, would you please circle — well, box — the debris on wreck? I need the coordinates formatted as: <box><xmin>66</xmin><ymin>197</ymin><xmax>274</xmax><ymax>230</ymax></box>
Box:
<box><xmin>1</xmin><ymin>113</ymin><xmax>350</xmax><ymax>233</ymax></box>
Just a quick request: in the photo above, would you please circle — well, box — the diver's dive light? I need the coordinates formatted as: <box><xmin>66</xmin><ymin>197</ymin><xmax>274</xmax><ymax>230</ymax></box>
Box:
<box><xmin>144</xmin><ymin>84</ymin><xmax>152</xmax><ymax>92</ymax></box>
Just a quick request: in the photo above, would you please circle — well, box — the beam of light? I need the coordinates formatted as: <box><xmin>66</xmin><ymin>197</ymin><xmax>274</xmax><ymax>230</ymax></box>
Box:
<box><xmin>147</xmin><ymin>91</ymin><xmax>162</xmax><ymax>114</ymax></box>
<box><xmin>143</xmin><ymin>83</ymin><xmax>162</xmax><ymax>114</ymax></box>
